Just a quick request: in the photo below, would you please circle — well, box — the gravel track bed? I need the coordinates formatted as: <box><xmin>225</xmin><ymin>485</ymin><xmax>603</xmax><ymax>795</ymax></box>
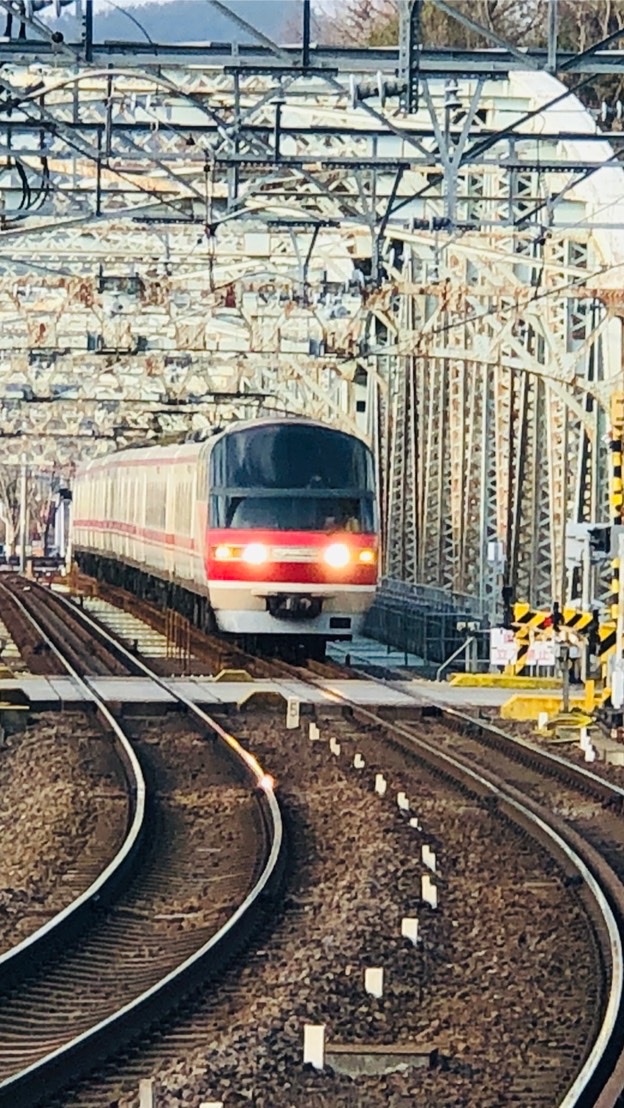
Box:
<box><xmin>465</xmin><ymin>709</ymin><xmax>624</xmax><ymax>883</ymax></box>
<box><xmin>0</xmin><ymin>584</ymin><xmax>66</xmax><ymax>675</ymax></box>
<box><xmin>0</xmin><ymin>713</ymin><xmax>266</xmax><ymax>1093</ymax></box>
<box><xmin>479</xmin><ymin>709</ymin><xmax>624</xmax><ymax>785</ymax></box>
<box><xmin>462</xmin><ymin>708</ymin><xmax>624</xmax><ymax>821</ymax></box>
<box><xmin>59</xmin><ymin>706</ymin><xmax>598</xmax><ymax>1108</ymax></box>
<box><xmin>0</xmin><ymin>711</ymin><xmax>128</xmax><ymax>949</ymax></box>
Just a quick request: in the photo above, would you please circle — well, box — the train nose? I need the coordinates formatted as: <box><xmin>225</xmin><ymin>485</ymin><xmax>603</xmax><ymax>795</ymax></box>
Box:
<box><xmin>266</xmin><ymin>594</ymin><xmax>323</xmax><ymax>621</ymax></box>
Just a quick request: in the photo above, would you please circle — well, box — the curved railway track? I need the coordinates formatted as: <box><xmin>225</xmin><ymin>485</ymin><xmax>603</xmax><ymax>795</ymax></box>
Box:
<box><xmin>16</xmin><ymin>577</ymin><xmax>624</xmax><ymax>1106</ymax></box>
<box><xmin>288</xmin><ymin>660</ymin><xmax>624</xmax><ymax>1106</ymax></box>
<box><xmin>11</xmin><ymin>576</ymin><xmax>624</xmax><ymax>1104</ymax></box>
<box><xmin>0</xmin><ymin>578</ymin><xmax>284</xmax><ymax>1108</ymax></box>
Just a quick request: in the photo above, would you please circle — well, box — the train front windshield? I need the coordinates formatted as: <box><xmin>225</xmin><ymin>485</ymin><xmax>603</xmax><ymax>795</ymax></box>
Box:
<box><xmin>209</xmin><ymin>424</ymin><xmax>376</xmax><ymax>533</ymax></box>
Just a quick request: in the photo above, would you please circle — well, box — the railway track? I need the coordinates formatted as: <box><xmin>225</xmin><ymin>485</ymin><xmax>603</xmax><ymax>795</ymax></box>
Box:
<box><xmin>230</xmin><ymin>705</ymin><xmax>608</xmax><ymax>1108</ymax></box>
<box><xmin>10</xmin><ymin>578</ymin><xmax>624</xmax><ymax>1106</ymax></box>
<box><xmin>282</xmin><ymin>660</ymin><xmax>624</xmax><ymax>1106</ymax></box>
<box><xmin>0</xmin><ymin>577</ymin><xmax>284</xmax><ymax>1108</ymax></box>
<box><xmin>50</xmin><ymin>700</ymin><xmax>602</xmax><ymax>1108</ymax></box>
<box><xmin>0</xmin><ymin>712</ymin><xmax>131</xmax><ymax>952</ymax></box>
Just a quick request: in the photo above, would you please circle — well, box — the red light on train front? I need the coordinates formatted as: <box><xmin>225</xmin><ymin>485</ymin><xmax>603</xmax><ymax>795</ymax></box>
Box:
<box><xmin>359</xmin><ymin>549</ymin><xmax>376</xmax><ymax>564</ymax></box>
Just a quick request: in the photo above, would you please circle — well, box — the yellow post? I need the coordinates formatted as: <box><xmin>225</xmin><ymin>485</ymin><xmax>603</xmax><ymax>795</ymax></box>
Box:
<box><xmin>611</xmin><ymin>393</ymin><xmax>624</xmax><ymax>686</ymax></box>
<box><xmin>610</xmin><ymin>393</ymin><xmax>624</xmax><ymax>622</ymax></box>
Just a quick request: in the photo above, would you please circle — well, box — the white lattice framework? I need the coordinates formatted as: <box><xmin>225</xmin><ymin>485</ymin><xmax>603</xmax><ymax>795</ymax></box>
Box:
<box><xmin>0</xmin><ymin>58</ymin><xmax>621</xmax><ymax>605</ymax></box>
<box><xmin>383</xmin><ymin>73</ymin><xmax>624</xmax><ymax>610</ymax></box>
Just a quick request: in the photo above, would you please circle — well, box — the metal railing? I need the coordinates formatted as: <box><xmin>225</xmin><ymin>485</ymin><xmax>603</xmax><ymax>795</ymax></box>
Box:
<box><xmin>365</xmin><ymin>577</ymin><xmax>490</xmax><ymax>670</ymax></box>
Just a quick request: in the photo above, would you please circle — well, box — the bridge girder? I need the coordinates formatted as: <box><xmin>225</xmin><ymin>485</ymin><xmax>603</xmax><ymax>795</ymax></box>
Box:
<box><xmin>0</xmin><ymin>2</ymin><xmax>620</xmax><ymax>607</ymax></box>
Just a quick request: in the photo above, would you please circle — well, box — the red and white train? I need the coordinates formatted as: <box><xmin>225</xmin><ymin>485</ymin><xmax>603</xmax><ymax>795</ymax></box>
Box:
<box><xmin>71</xmin><ymin>417</ymin><xmax>379</xmax><ymax>654</ymax></box>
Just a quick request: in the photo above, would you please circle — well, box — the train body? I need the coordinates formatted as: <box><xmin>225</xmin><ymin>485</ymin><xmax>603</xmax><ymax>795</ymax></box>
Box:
<box><xmin>72</xmin><ymin>417</ymin><xmax>379</xmax><ymax>650</ymax></box>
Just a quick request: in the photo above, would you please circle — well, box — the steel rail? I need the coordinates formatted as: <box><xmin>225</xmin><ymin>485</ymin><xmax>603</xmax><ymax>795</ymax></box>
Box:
<box><xmin>287</xmin><ymin>661</ymin><xmax>624</xmax><ymax>1108</ymax></box>
<box><xmin>0</xmin><ymin>580</ymin><xmax>146</xmax><ymax>984</ymax></box>
<box><xmin>32</xmin><ymin>582</ymin><xmax>283</xmax><ymax>890</ymax></box>
<box><xmin>43</xmin><ymin>577</ymin><xmax>624</xmax><ymax>1103</ymax></box>
<box><xmin>0</xmin><ymin>581</ymin><xmax>284</xmax><ymax>1107</ymax></box>
<box><xmin>32</xmin><ymin>577</ymin><xmax>622</xmax><ymax>1106</ymax></box>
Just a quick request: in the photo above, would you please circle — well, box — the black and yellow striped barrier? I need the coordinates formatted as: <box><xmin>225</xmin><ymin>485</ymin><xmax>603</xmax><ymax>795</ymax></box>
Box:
<box><xmin>506</xmin><ymin>394</ymin><xmax>624</xmax><ymax>682</ymax></box>
<box><xmin>598</xmin><ymin>623</ymin><xmax>616</xmax><ymax>661</ymax></box>
<box><xmin>509</xmin><ymin>603</ymin><xmax>616</xmax><ymax>676</ymax></box>
<box><xmin>513</xmin><ymin>603</ymin><xmax>594</xmax><ymax>634</ymax></box>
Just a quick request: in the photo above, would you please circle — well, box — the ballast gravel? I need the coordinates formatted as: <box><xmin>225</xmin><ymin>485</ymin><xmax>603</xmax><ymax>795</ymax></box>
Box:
<box><xmin>102</xmin><ymin>706</ymin><xmax>597</xmax><ymax>1108</ymax></box>
<box><xmin>0</xmin><ymin>712</ymin><xmax>127</xmax><ymax>949</ymax></box>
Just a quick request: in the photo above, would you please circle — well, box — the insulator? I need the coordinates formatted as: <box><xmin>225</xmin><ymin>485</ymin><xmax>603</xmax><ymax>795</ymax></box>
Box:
<box><xmin>376</xmin><ymin>71</ymin><xmax>386</xmax><ymax>109</ymax></box>
<box><xmin>617</xmin><ymin>100</ymin><xmax>623</xmax><ymax>121</ymax></box>
<box><xmin>601</xmin><ymin>101</ymin><xmax>610</xmax><ymax>123</ymax></box>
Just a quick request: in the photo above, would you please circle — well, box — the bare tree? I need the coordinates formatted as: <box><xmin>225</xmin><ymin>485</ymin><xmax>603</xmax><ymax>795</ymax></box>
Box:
<box><xmin>557</xmin><ymin>0</ymin><xmax>624</xmax><ymax>105</ymax></box>
<box><xmin>315</xmin><ymin>0</ymin><xmax>543</xmax><ymax>47</ymax></box>
<box><xmin>314</xmin><ymin>0</ymin><xmax>624</xmax><ymax>108</ymax></box>
<box><xmin>315</xmin><ymin>0</ymin><xmax>399</xmax><ymax>45</ymax></box>
<box><xmin>281</xmin><ymin>1</ymin><xmax>326</xmax><ymax>45</ymax></box>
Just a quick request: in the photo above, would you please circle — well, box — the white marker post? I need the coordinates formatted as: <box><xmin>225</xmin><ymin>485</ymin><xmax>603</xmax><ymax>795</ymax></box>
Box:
<box><xmin>422</xmin><ymin>845</ymin><xmax>437</xmax><ymax>872</ymax></box>
<box><xmin>364</xmin><ymin>967</ymin><xmax>384</xmax><ymax>998</ymax></box>
<box><xmin>401</xmin><ymin>917</ymin><xmax>419</xmax><ymax>945</ymax></box>
<box><xmin>397</xmin><ymin>792</ymin><xmax>410</xmax><ymax>812</ymax></box>
<box><xmin>422</xmin><ymin>873</ymin><xmax>438</xmax><ymax>909</ymax></box>
<box><xmin>139</xmin><ymin>1081</ymin><xmax>156</xmax><ymax>1108</ymax></box>
<box><xmin>353</xmin><ymin>752</ymin><xmax>365</xmax><ymax>769</ymax></box>
<box><xmin>374</xmin><ymin>773</ymin><xmax>387</xmax><ymax>796</ymax></box>
<box><xmin>309</xmin><ymin>721</ymin><xmax>320</xmax><ymax>741</ymax></box>
<box><xmin>303</xmin><ymin>1024</ymin><xmax>325</xmax><ymax>1070</ymax></box>
<box><xmin>329</xmin><ymin>737</ymin><xmax>341</xmax><ymax>756</ymax></box>
<box><xmin>286</xmin><ymin>698</ymin><xmax>300</xmax><ymax>729</ymax></box>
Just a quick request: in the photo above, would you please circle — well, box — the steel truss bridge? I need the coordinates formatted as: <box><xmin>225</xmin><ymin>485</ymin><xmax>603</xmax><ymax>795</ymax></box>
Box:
<box><xmin>0</xmin><ymin>0</ymin><xmax>623</xmax><ymax>612</ymax></box>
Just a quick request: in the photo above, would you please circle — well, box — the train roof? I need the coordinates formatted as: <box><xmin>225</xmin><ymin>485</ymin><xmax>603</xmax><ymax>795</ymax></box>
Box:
<box><xmin>75</xmin><ymin>416</ymin><xmax>367</xmax><ymax>476</ymax></box>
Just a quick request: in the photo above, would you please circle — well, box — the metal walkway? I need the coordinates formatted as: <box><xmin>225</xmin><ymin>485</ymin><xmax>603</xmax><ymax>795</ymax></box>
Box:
<box><xmin>0</xmin><ymin>675</ymin><xmax>553</xmax><ymax>709</ymax></box>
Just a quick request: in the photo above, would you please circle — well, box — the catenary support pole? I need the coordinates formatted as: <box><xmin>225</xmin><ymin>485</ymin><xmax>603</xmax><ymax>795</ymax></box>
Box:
<box><xmin>18</xmin><ymin>461</ymin><xmax>27</xmax><ymax>575</ymax></box>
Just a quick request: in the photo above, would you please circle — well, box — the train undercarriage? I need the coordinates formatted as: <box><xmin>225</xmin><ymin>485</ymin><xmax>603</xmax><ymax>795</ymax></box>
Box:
<box><xmin>73</xmin><ymin>550</ymin><xmax>331</xmax><ymax>662</ymax></box>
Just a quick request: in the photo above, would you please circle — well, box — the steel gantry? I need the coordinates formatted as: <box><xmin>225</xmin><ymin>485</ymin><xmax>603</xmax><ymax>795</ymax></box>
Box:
<box><xmin>0</xmin><ymin>0</ymin><xmax>622</xmax><ymax>609</ymax></box>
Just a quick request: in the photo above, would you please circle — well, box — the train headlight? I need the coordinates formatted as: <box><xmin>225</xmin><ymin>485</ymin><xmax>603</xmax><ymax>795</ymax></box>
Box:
<box><xmin>243</xmin><ymin>542</ymin><xmax>268</xmax><ymax>565</ymax></box>
<box><xmin>214</xmin><ymin>544</ymin><xmax>233</xmax><ymax>561</ymax></box>
<box><xmin>359</xmin><ymin>549</ymin><xmax>376</xmax><ymax>564</ymax></box>
<box><xmin>324</xmin><ymin>542</ymin><xmax>350</xmax><ymax>568</ymax></box>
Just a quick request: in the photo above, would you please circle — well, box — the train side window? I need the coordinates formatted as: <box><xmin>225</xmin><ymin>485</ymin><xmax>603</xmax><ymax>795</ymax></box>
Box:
<box><xmin>145</xmin><ymin>475</ymin><xmax>154</xmax><ymax>528</ymax></box>
<box><xmin>145</xmin><ymin>469</ymin><xmax>167</xmax><ymax>532</ymax></box>
<box><xmin>158</xmin><ymin>470</ymin><xmax>166</xmax><ymax>531</ymax></box>
<box><xmin>172</xmin><ymin>465</ymin><xmax>193</xmax><ymax>535</ymax></box>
